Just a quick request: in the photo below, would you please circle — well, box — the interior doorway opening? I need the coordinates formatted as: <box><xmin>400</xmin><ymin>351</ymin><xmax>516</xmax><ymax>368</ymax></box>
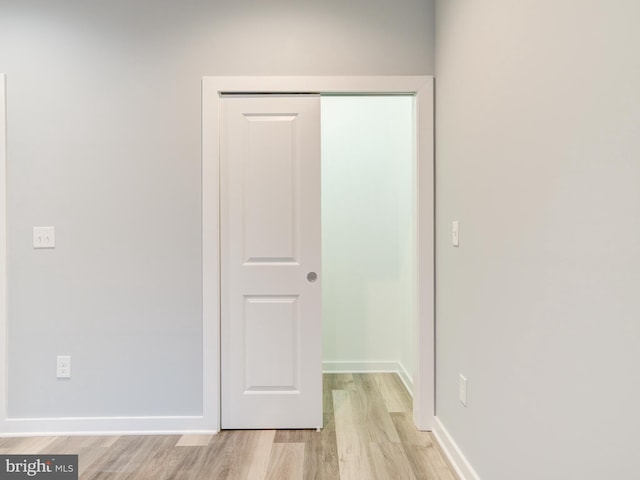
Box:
<box><xmin>321</xmin><ymin>95</ymin><xmax>416</xmax><ymax>393</ymax></box>
<box><xmin>202</xmin><ymin>76</ymin><xmax>434</xmax><ymax>433</ymax></box>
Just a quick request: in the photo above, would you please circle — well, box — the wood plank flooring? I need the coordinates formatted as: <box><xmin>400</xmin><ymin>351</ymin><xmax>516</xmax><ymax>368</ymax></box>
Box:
<box><xmin>0</xmin><ymin>373</ymin><xmax>457</xmax><ymax>480</ymax></box>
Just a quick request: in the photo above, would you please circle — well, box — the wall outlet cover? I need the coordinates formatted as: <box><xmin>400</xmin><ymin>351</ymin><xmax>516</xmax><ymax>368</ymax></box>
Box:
<box><xmin>56</xmin><ymin>355</ymin><xmax>71</xmax><ymax>378</ymax></box>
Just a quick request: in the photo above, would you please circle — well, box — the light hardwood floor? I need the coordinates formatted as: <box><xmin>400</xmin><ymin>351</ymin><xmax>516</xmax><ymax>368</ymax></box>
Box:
<box><xmin>0</xmin><ymin>373</ymin><xmax>457</xmax><ymax>479</ymax></box>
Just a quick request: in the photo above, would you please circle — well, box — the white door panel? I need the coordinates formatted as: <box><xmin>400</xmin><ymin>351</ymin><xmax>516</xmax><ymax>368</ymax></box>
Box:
<box><xmin>221</xmin><ymin>95</ymin><xmax>322</xmax><ymax>429</ymax></box>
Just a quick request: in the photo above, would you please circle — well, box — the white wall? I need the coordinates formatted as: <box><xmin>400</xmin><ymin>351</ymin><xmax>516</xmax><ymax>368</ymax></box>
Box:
<box><xmin>321</xmin><ymin>96</ymin><xmax>415</xmax><ymax>381</ymax></box>
<box><xmin>0</xmin><ymin>0</ymin><xmax>434</xmax><ymax>425</ymax></box>
<box><xmin>435</xmin><ymin>1</ymin><xmax>640</xmax><ymax>478</ymax></box>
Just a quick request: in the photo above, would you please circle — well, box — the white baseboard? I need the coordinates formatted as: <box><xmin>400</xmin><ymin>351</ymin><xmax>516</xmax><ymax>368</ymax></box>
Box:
<box><xmin>396</xmin><ymin>363</ymin><xmax>413</xmax><ymax>396</ymax></box>
<box><xmin>322</xmin><ymin>360</ymin><xmax>414</xmax><ymax>396</ymax></box>
<box><xmin>433</xmin><ymin>416</ymin><xmax>481</xmax><ymax>480</ymax></box>
<box><xmin>0</xmin><ymin>416</ymin><xmax>218</xmax><ymax>437</ymax></box>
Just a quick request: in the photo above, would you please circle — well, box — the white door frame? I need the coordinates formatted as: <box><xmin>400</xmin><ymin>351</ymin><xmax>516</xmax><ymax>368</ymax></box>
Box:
<box><xmin>0</xmin><ymin>75</ymin><xmax>7</xmax><ymax>429</ymax></box>
<box><xmin>202</xmin><ymin>76</ymin><xmax>434</xmax><ymax>431</ymax></box>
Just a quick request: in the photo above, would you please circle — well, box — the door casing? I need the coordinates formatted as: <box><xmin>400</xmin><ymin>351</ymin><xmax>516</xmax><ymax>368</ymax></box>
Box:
<box><xmin>0</xmin><ymin>75</ymin><xmax>6</xmax><ymax>431</ymax></box>
<box><xmin>202</xmin><ymin>76</ymin><xmax>435</xmax><ymax>431</ymax></box>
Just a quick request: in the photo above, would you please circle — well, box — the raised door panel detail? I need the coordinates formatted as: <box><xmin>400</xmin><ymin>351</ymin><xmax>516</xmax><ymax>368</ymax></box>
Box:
<box><xmin>244</xmin><ymin>114</ymin><xmax>298</xmax><ymax>264</ymax></box>
<box><xmin>244</xmin><ymin>296</ymin><xmax>299</xmax><ymax>392</ymax></box>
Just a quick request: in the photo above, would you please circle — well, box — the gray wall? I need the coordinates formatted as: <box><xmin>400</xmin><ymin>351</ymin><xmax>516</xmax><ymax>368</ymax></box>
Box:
<box><xmin>435</xmin><ymin>1</ymin><xmax>640</xmax><ymax>478</ymax></box>
<box><xmin>0</xmin><ymin>0</ymin><xmax>434</xmax><ymax>418</ymax></box>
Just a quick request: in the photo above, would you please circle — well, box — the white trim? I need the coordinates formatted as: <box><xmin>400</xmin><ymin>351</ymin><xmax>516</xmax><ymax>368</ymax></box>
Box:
<box><xmin>396</xmin><ymin>362</ymin><xmax>414</xmax><ymax>396</ymax></box>
<box><xmin>323</xmin><ymin>361</ymin><xmax>414</xmax><ymax>396</ymax></box>
<box><xmin>0</xmin><ymin>74</ymin><xmax>7</xmax><ymax>431</ymax></box>
<box><xmin>201</xmin><ymin>76</ymin><xmax>220</xmax><ymax>433</ymax></box>
<box><xmin>322</xmin><ymin>360</ymin><xmax>404</xmax><ymax>373</ymax></box>
<box><xmin>1</xmin><ymin>415</ymin><xmax>217</xmax><ymax>437</ymax></box>
<box><xmin>203</xmin><ymin>76</ymin><xmax>431</xmax><ymax>94</ymax></box>
<box><xmin>433</xmin><ymin>417</ymin><xmax>482</xmax><ymax>480</ymax></box>
<box><xmin>1</xmin><ymin>430</ymin><xmax>218</xmax><ymax>439</ymax></box>
<box><xmin>204</xmin><ymin>76</ymin><xmax>435</xmax><ymax>432</ymax></box>
<box><xmin>413</xmin><ymin>77</ymin><xmax>435</xmax><ymax>431</ymax></box>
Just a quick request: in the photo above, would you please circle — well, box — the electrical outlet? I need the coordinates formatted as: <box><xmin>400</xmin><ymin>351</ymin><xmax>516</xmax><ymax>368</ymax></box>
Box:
<box><xmin>459</xmin><ymin>374</ymin><xmax>467</xmax><ymax>407</ymax></box>
<box><xmin>57</xmin><ymin>355</ymin><xmax>71</xmax><ymax>378</ymax></box>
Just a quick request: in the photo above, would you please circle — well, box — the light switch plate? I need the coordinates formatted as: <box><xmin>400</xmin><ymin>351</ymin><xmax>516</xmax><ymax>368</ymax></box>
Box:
<box><xmin>33</xmin><ymin>226</ymin><xmax>55</xmax><ymax>249</ymax></box>
<box><xmin>459</xmin><ymin>374</ymin><xmax>467</xmax><ymax>407</ymax></box>
<box><xmin>452</xmin><ymin>221</ymin><xmax>460</xmax><ymax>247</ymax></box>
